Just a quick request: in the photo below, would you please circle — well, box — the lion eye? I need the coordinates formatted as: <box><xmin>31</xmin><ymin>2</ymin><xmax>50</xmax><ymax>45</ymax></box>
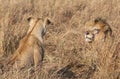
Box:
<box><xmin>93</xmin><ymin>29</ymin><xmax>100</xmax><ymax>34</ymax></box>
<box><xmin>85</xmin><ymin>31</ymin><xmax>89</xmax><ymax>35</ymax></box>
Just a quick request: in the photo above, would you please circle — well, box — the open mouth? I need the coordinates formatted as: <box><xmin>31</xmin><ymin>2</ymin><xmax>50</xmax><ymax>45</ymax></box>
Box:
<box><xmin>85</xmin><ymin>35</ymin><xmax>94</xmax><ymax>43</ymax></box>
<box><xmin>85</xmin><ymin>37</ymin><xmax>92</xmax><ymax>43</ymax></box>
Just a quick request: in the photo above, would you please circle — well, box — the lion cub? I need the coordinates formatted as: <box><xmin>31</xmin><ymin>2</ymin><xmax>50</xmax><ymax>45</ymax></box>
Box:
<box><xmin>8</xmin><ymin>17</ymin><xmax>53</xmax><ymax>68</ymax></box>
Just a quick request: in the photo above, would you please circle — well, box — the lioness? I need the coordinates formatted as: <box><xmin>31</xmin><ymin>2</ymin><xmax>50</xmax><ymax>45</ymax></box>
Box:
<box><xmin>8</xmin><ymin>17</ymin><xmax>53</xmax><ymax>68</ymax></box>
<box><xmin>85</xmin><ymin>18</ymin><xmax>112</xmax><ymax>43</ymax></box>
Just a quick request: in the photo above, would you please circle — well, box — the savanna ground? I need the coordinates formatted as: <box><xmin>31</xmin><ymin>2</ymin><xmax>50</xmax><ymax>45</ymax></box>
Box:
<box><xmin>0</xmin><ymin>0</ymin><xmax>120</xmax><ymax>79</ymax></box>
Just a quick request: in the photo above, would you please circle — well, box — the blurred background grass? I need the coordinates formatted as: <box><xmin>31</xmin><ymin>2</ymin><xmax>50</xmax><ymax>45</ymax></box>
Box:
<box><xmin>0</xmin><ymin>0</ymin><xmax>120</xmax><ymax>79</ymax></box>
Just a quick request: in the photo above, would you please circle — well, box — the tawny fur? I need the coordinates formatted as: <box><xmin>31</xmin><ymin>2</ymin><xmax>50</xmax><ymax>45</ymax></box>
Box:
<box><xmin>8</xmin><ymin>17</ymin><xmax>52</xmax><ymax>68</ymax></box>
<box><xmin>85</xmin><ymin>18</ymin><xmax>112</xmax><ymax>43</ymax></box>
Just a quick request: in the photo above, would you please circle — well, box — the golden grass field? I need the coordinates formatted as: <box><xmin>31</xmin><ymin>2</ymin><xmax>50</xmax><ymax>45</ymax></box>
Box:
<box><xmin>0</xmin><ymin>0</ymin><xmax>120</xmax><ymax>79</ymax></box>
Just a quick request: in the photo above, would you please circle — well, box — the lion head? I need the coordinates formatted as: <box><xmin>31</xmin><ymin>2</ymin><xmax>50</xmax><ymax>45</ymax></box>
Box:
<box><xmin>85</xmin><ymin>18</ymin><xmax>112</xmax><ymax>43</ymax></box>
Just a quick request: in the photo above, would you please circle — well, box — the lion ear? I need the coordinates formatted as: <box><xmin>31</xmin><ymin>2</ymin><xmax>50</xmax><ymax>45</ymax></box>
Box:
<box><xmin>46</xmin><ymin>18</ymin><xmax>53</xmax><ymax>25</ymax></box>
<box><xmin>45</xmin><ymin>18</ymin><xmax>51</xmax><ymax>24</ymax></box>
<box><xmin>27</xmin><ymin>17</ymin><xmax>32</xmax><ymax>22</ymax></box>
<box><xmin>46</xmin><ymin>18</ymin><xmax>51</xmax><ymax>24</ymax></box>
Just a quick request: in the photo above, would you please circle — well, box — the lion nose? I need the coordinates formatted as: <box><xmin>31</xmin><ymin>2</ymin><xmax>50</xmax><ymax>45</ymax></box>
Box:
<box><xmin>85</xmin><ymin>31</ymin><xmax>89</xmax><ymax>35</ymax></box>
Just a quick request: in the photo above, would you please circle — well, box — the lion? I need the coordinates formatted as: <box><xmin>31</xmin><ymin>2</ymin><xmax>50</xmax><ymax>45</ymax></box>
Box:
<box><xmin>84</xmin><ymin>18</ymin><xmax>115</xmax><ymax>78</ymax></box>
<box><xmin>84</xmin><ymin>18</ymin><xmax>112</xmax><ymax>43</ymax></box>
<box><xmin>8</xmin><ymin>17</ymin><xmax>53</xmax><ymax>69</ymax></box>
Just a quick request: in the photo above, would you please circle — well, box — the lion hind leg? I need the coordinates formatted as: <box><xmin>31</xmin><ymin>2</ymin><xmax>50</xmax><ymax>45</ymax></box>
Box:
<box><xmin>33</xmin><ymin>45</ymin><xmax>44</xmax><ymax>68</ymax></box>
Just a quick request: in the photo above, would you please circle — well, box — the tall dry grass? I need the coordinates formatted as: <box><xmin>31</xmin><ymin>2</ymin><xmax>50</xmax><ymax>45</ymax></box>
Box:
<box><xmin>0</xmin><ymin>0</ymin><xmax>120</xmax><ymax>79</ymax></box>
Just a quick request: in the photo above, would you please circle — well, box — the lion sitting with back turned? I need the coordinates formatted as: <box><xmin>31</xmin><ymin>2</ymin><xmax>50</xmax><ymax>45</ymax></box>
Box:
<box><xmin>8</xmin><ymin>17</ymin><xmax>53</xmax><ymax>69</ymax></box>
